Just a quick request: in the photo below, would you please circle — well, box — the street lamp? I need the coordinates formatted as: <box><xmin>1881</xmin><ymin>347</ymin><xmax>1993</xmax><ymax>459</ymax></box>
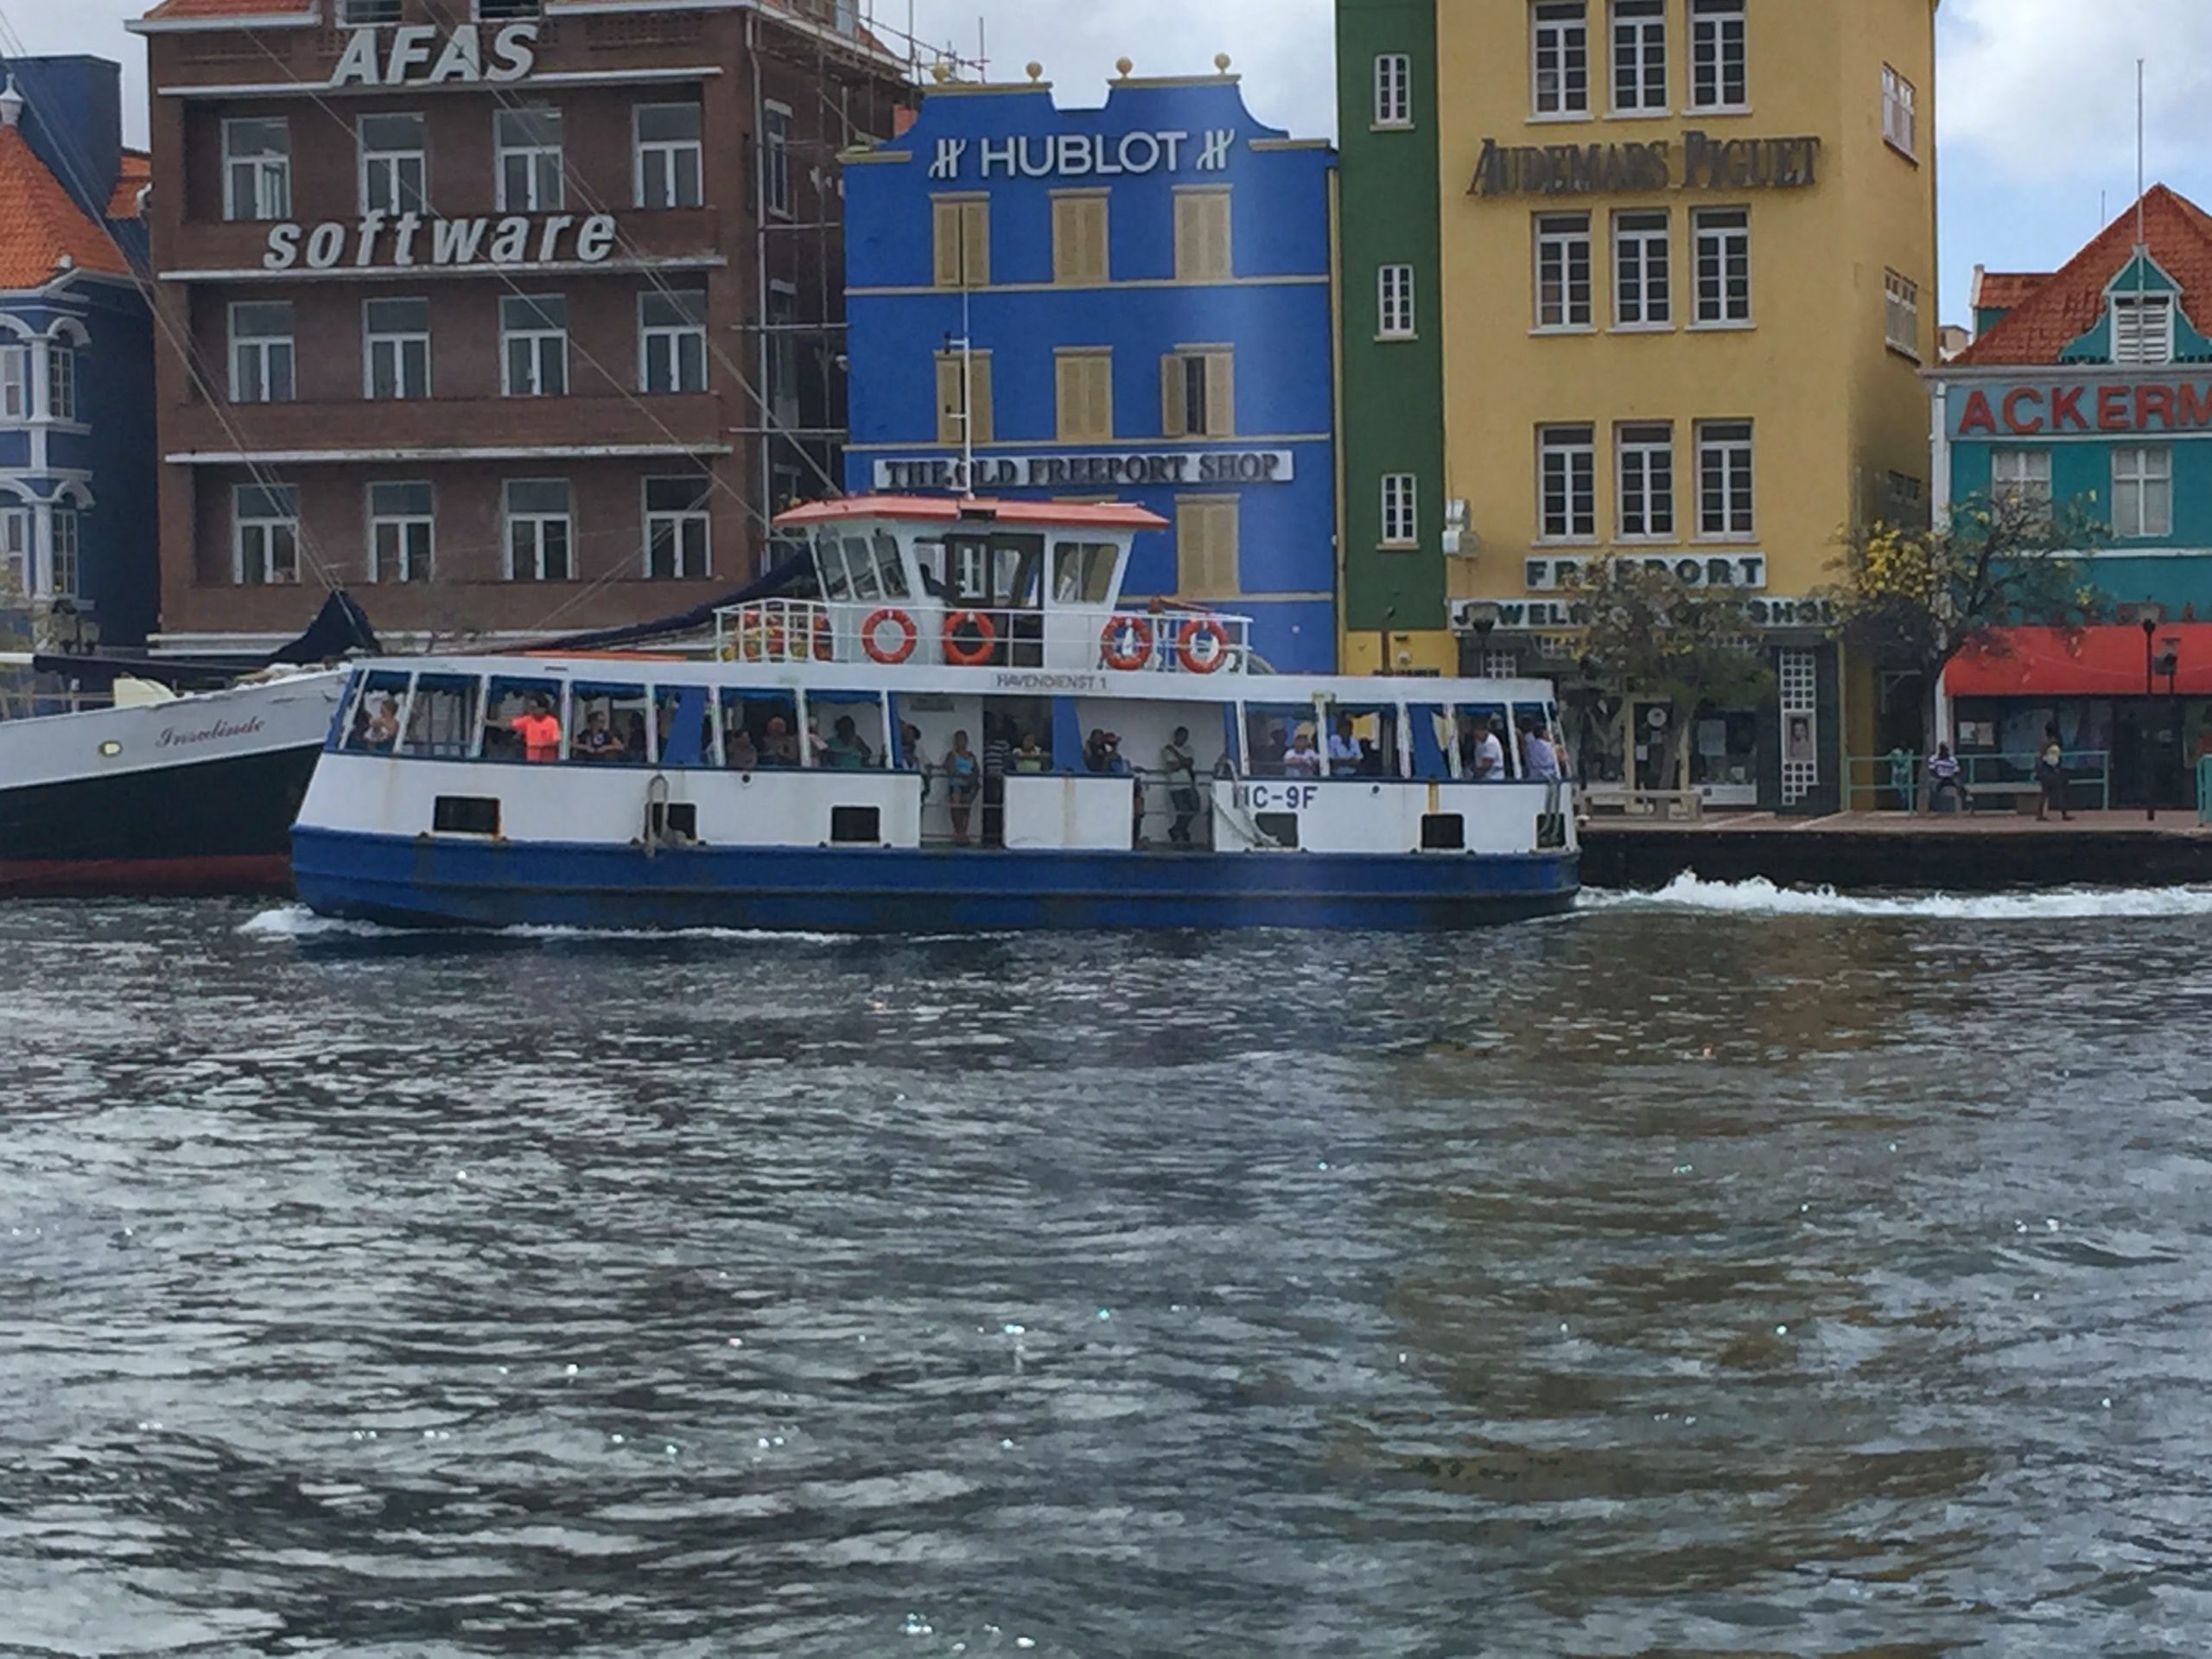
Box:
<box><xmin>1464</xmin><ymin>600</ymin><xmax>1501</xmax><ymax>676</ymax></box>
<box><xmin>2142</xmin><ymin>615</ymin><xmax>2158</xmax><ymax>821</ymax></box>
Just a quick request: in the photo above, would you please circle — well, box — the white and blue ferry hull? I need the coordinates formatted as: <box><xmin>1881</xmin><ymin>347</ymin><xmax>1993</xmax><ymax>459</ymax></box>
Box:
<box><xmin>292</xmin><ymin>827</ymin><xmax>1580</xmax><ymax>932</ymax></box>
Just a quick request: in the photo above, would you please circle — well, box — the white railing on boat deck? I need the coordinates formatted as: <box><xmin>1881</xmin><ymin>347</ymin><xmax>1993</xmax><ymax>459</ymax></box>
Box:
<box><xmin>714</xmin><ymin>598</ymin><xmax>1255</xmax><ymax>677</ymax></box>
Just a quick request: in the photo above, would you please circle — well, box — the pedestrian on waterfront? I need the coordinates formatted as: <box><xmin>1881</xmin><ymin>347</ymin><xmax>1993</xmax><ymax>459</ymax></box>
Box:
<box><xmin>1162</xmin><ymin>726</ymin><xmax>1201</xmax><ymax>845</ymax></box>
<box><xmin>1929</xmin><ymin>742</ymin><xmax>1962</xmax><ymax>813</ymax></box>
<box><xmin>504</xmin><ymin>695</ymin><xmax>563</xmax><ymax>764</ymax></box>
<box><xmin>574</xmin><ymin>708</ymin><xmax>624</xmax><ymax>761</ymax></box>
<box><xmin>1521</xmin><ymin>718</ymin><xmax>1563</xmax><ymax>782</ymax></box>
<box><xmin>1472</xmin><ymin>716</ymin><xmax>1508</xmax><ymax>781</ymax></box>
<box><xmin>1888</xmin><ymin>745</ymin><xmax>1916</xmax><ymax>812</ymax></box>
<box><xmin>944</xmin><ymin>729</ymin><xmax>980</xmax><ymax>844</ymax></box>
<box><xmin>2036</xmin><ymin>722</ymin><xmax>2072</xmax><ymax>823</ymax></box>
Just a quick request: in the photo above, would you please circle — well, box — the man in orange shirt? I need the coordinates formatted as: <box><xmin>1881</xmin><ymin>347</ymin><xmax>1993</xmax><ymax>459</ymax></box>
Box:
<box><xmin>504</xmin><ymin>695</ymin><xmax>563</xmax><ymax>763</ymax></box>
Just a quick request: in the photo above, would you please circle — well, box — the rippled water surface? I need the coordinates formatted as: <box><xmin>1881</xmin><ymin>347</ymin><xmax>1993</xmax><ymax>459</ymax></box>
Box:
<box><xmin>6</xmin><ymin>886</ymin><xmax>2212</xmax><ymax>1656</ymax></box>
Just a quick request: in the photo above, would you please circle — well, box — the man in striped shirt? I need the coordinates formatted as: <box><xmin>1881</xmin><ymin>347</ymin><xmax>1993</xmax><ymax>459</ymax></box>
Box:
<box><xmin>982</xmin><ymin>716</ymin><xmax>1012</xmax><ymax>845</ymax></box>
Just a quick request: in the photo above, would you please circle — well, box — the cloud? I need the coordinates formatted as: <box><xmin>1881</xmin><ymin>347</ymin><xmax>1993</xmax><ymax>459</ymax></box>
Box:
<box><xmin>1942</xmin><ymin>0</ymin><xmax>2212</xmax><ymax>188</ymax></box>
<box><xmin>904</xmin><ymin>0</ymin><xmax>1334</xmax><ymax>137</ymax></box>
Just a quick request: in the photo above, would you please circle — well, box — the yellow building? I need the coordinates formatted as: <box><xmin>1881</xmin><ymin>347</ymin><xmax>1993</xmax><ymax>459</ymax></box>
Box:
<box><xmin>1337</xmin><ymin>0</ymin><xmax>1937</xmax><ymax>809</ymax></box>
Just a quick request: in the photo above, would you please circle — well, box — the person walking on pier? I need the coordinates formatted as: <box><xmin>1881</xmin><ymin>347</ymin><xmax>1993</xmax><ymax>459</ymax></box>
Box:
<box><xmin>2036</xmin><ymin>724</ymin><xmax>2072</xmax><ymax>823</ymax></box>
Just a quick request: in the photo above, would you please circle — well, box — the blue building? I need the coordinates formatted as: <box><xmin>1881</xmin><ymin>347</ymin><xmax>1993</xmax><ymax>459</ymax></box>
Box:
<box><xmin>0</xmin><ymin>56</ymin><xmax>156</xmax><ymax>650</ymax></box>
<box><xmin>842</xmin><ymin>60</ymin><xmax>1338</xmax><ymax>671</ymax></box>
<box><xmin>1933</xmin><ymin>185</ymin><xmax>2212</xmax><ymax>805</ymax></box>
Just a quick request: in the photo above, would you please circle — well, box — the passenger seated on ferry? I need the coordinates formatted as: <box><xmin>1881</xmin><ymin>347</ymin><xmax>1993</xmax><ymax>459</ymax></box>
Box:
<box><xmin>1519</xmin><ymin>717</ymin><xmax>1562</xmax><ymax>782</ymax></box>
<box><xmin>1284</xmin><ymin>728</ymin><xmax>1322</xmax><ymax>778</ymax></box>
<box><xmin>1013</xmin><ymin>732</ymin><xmax>1048</xmax><ymax>773</ymax></box>
<box><xmin>1471</xmin><ymin>717</ymin><xmax>1508</xmax><ymax>780</ymax></box>
<box><xmin>573</xmin><ymin>709</ymin><xmax>625</xmax><ymax>761</ymax></box>
<box><xmin>726</xmin><ymin>726</ymin><xmax>760</xmax><ymax>772</ymax></box>
<box><xmin>502</xmin><ymin>696</ymin><xmax>563</xmax><ymax>763</ymax></box>
<box><xmin>944</xmin><ymin>729</ymin><xmax>981</xmax><ymax>844</ymax></box>
<box><xmin>1252</xmin><ymin>720</ymin><xmax>1288</xmax><ymax>775</ymax></box>
<box><xmin>1327</xmin><ymin>716</ymin><xmax>1363</xmax><ymax>773</ymax></box>
<box><xmin>1084</xmin><ymin>728</ymin><xmax>1109</xmax><ymax>772</ymax></box>
<box><xmin>759</xmin><ymin>716</ymin><xmax>798</xmax><ymax>766</ymax></box>
<box><xmin>806</xmin><ymin>716</ymin><xmax>830</xmax><ymax>766</ymax></box>
<box><xmin>825</xmin><ymin>715</ymin><xmax>874</xmax><ymax>769</ymax></box>
<box><xmin>623</xmin><ymin>712</ymin><xmax>649</xmax><ymax>760</ymax></box>
<box><xmin>365</xmin><ymin>696</ymin><xmax>401</xmax><ymax>751</ymax></box>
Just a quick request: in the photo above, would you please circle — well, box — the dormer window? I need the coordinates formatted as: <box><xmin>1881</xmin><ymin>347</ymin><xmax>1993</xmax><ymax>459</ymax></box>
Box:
<box><xmin>2112</xmin><ymin>292</ymin><xmax>2175</xmax><ymax>365</ymax></box>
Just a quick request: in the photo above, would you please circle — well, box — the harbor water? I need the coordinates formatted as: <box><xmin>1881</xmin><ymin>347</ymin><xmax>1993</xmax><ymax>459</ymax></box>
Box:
<box><xmin>5</xmin><ymin>885</ymin><xmax>2211</xmax><ymax>1656</ymax></box>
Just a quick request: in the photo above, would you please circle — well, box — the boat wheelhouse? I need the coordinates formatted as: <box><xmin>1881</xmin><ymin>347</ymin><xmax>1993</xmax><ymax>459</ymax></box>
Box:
<box><xmin>290</xmin><ymin>497</ymin><xmax>1580</xmax><ymax>931</ymax></box>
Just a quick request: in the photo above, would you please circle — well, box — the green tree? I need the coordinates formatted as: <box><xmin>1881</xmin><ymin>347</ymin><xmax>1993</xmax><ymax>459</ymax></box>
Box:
<box><xmin>1570</xmin><ymin>561</ymin><xmax>1774</xmax><ymax>794</ymax></box>
<box><xmin>1827</xmin><ymin>491</ymin><xmax>2101</xmax><ymax>750</ymax></box>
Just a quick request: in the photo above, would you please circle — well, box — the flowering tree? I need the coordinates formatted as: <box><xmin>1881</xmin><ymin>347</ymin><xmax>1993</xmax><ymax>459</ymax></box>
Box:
<box><xmin>1827</xmin><ymin>492</ymin><xmax>2101</xmax><ymax>747</ymax></box>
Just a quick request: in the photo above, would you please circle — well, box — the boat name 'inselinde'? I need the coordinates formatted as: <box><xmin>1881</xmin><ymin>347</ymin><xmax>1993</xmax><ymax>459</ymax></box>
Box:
<box><xmin>156</xmin><ymin>717</ymin><xmax>265</xmax><ymax>748</ymax></box>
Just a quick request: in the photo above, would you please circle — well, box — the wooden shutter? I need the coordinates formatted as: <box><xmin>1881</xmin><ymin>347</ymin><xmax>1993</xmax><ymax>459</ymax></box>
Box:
<box><xmin>1176</xmin><ymin>499</ymin><xmax>1240</xmax><ymax>596</ymax></box>
<box><xmin>1052</xmin><ymin>196</ymin><xmax>1108</xmax><ymax>286</ymax></box>
<box><xmin>1203</xmin><ymin>350</ymin><xmax>1235</xmax><ymax>437</ymax></box>
<box><xmin>1084</xmin><ymin>198</ymin><xmax>1109</xmax><ymax>282</ymax></box>
<box><xmin>961</xmin><ymin>200</ymin><xmax>990</xmax><ymax>286</ymax></box>
<box><xmin>967</xmin><ymin>353</ymin><xmax>993</xmax><ymax>443</ymax></box>
<box><xmin>1085</xmin><ymin>353</ymin><xmax>1113</xmax><ymax>440</ymax></box>
<box><xmin>1176</xmin><ymin>191</ymin><xmax>1231</xmax><ymax>281</ymax></box>
<box><xmin>931</xmin><ymin>200</ymin><xmax>963</xmax><ymax>289</ymax></box>
<box><xmin>1160</xmin><ymin>353</ymin><xmax>1187</xmax><ymax>438</ymax></box>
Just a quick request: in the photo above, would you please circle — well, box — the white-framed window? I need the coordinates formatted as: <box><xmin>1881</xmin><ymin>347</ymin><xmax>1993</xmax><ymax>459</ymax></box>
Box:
<box><xmin>1374</xmin><ymin>52</ymin><xmax>1412</xmax><ymax>127</ymax></box>
<box><xmin>221</xmin><ymin>117</ymin><xmax>289</xmax><ymax>221</ymax></box>
<box><xmin>1611</xmin><ymin>0</ymin><xmax>1667</xmax><ymax>112</ymax></box>
<box><xmin>635</xmin><ymin>102</ymin><xmax>703</xmax><ymax>209</ymax></box>
<box><xmin>1535</xmin><ymin>212</ymin><xmax>1592</xmax><ymax>329</ymax></box>
<box><xmin>1695</xmin><ymin>419</ymin><xmax>1755</xmax><ymax>538</ymax></box>
<box><xmin>0</xmin><ymin>505</ymin><xmax>26</xmax><ymax>594</ymax></box>
<box><xmin>1613</xmin><ymin>209</ymin><xmax>1670</xmax><ymax>327</ymax></box>
<box><xmin>639</xmin><ymin>288</ymin><xmax>708</xmax><ymax>393</ymax></box>
<box><xmin>1532</xmin><ymin>1</ymin><xmax>1590</xmax><ymax>117</ymax></box>
<box><xmin>1690</xmin><ymin>0</ymin><xmax>1746</xmax><ymax>110</ymax></box>
<box><xmin>234</xmin><ymin>483</ymin><xmax>300</xmax><ymax>585</ymax></box>
<box><xmin>49</xmin><ymin>506</ymin><xmax>78</xmax><ymax>598</ymax></box>
<box><xmin>1382</xmin><ymin>473</ymin><xmax>1419</xmax><ymax>547</ymax></box>
<box><xmin>1378</xmin><ymin>264</ymin><xmax>1415</xmax><ymax>338</ymax></box>
<box><xmin>358</xmin><ymin>111</ymin><xmax>427</xmax><ymax>216</ymax></box>
<box><xmin>644</xmin><ymin>476</ymin><xmax>712</xmax><ymax>578</ymax></box>
<box><xmin>505</xmin><ymin>478</ymin><xmax>573</xmax><ymax>581</ymax></box>
<box><xmin>1992</xmin><ymin>448</ymin><xmax>2053</xmax><ymax>519</ymax></box>
<box><xmin>766</xmin><ymin>282</ymin><xmax>798</xmax><ymax>422</ymax></box>
<box><xmin>339</xmin><ymin>0</ymin><xmax>400</xmax><ymax>22</ymax></box>
<box><xmin>474</xmin><ymin>0</ymin><xmax>541</xmax><ymax>17</ymax></box>
<box><xmin>363</xmin><ymin>296</ymin><xmax>430</xmax><ymax>400</ymax></box>
<box><xmin>1616</xmin><ymin>422</ymin><xmax>1675</xmax><ymax>539</ymax></box>
<box><xmin>46</xmin><ymin>344</ymin><xmax>76</xmax><ymax>421</ymax></box>
<box><xmin>1692</xmin><ymin>207</ymin><xmax>1751</xmax><ymax>325</ymax></box>
<box><xmin>1538</xmin><ymin>424</ymin><xmax>1597</xmax><ymax>541</ymax></box>
<box><xmin>1779</xmin><ymin>645</ymin><xmax>1818</xmax><ymax>805</ymax></box>
<box><xmin>2112</xmin><ymin>293</ymin><xmax>2176</xmax><ymax>365</ymax></box>
<box><xmin>499</xmin><ymin>295</ymin><xmax>567</xmax><ymax>397</ymax></box>
<box><xmin>764</xmin><ymin>101</ymin><xmax>792</xmax><ymax>219</ymax></box>
<box><xmin>228</xmin><ymin>302</ymin><xmax>294</xmax><ymax>404</ymax></box>
<box><xmin>1884</xmin><ymin>270</ymin><xmax>1919</xmax><ymax>358</ymax></box>
<box><xmin>1881</xmin><ymin>64</ymin><xmax>1916</xmax><ymax>158</ymax></box>
<box><xmin>495</xmin><ymin>106</ymin><xmax>563</xmax><ymax>212</ymax></box>
<box><xmin>368</xmin><ymin>480</ymin><xmax>433</xmax><ymax>582</ymax></box>
<box><xmin>2113</xmin><ymin>446</ymin><xmax>2173</xmax><ymax>538</ymax></box>
<box><xmin>0</xmin><ymin>346</ymin><xmax>25</xmax><ymax>420</ymax></box>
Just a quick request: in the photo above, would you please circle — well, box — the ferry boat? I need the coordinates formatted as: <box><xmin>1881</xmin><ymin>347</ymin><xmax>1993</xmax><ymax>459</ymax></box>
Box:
<box><xmin>290</xmin><ymin>498</ymin><xmax>1579</xmax><ymax>931</ymax></box>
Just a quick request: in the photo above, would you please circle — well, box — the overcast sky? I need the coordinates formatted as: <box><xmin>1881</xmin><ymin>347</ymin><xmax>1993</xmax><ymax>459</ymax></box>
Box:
<box><xmin>11</xmin><ymin>0</ymin><xmax>2212</xmax><ymax>321</ymax></box>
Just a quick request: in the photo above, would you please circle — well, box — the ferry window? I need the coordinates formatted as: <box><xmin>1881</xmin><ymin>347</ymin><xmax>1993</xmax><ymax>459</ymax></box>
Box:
<box><xmin>873</xmin><ymin>530</ymin><xmax>911</xmax><ymax>599</ymax></box>
<box><xmin>814</xmin><ymin>529</ymin><xmax>852</xmax><ymax>601</ymax></box>
<box><xmin>830</xmin><ymin>805</ymin><xmax>882</xmax><ymax>844</ymax></box>
<box><xmin>1407</xmin><ymin>703</ymin><xmax>1455</xmax><ymax>780</ymax></box>
<box><xmin>1000</xmin><ymin>537</ymin><xmax>1046</xmax><ymax>607</ymax></box>
<box><xmin>432</xmin><ymin>797</ymin><xmax>501</xmax><ymax>836</ymax></box>
<box><xmin>912</xmin><ymin>538</ymin><xmax>949</xmax><ymax>600</ymax></box>
<box><xmin>811</xmin><ymin>696</ymin><xmax>886</xmax><ymax>769</ymax></box>
<box><xmin>648</xmin><ymin>801</ymin><xmax>698</xmax><ymax>842</ymax></box>
<box><xmin>402</xmin><ymin>674</ymin><xmax>478</xmax><ymax>758</ymax></box>
<box><xmin>1421</xmin><ymin>814</ymin><xmax>1467</xmax><ymax>851</ymax></box>
<box><xmin>1456</xmin><ymin>704</ymin><xmax>1514</xmax><ymax>779</ymax></box>
<box><xmin>483</xmin><ymin>677</ymin><xmax>564</xmax><ymax>761</ymax></box>
<box><xmin>1053</xmin><ymin>542</ymin><xmax>1116</xmax><ymax>605</ymax></box>
<box><xmin>572</xmin><ymin>682</ymin><xmax>652</xmax><ymax>763</ymax></box>
<box><xmin>1254</xmin><ymin>812</ymin><xmax>1300</xmax><ymax>849</ymax></box>
<box><xmin>653</xmin><ymin>685</ymin><xmax>712</xmax><ymax>768</ymax></box>
<box><xmin>717</xmin><ymin>690</ymin><xmax>800</xmax><ymax>768</ymax></box>
<box><xmin>1245</xmin><ymin>704</ymin><xmax>1318</xmax><ymax>777</ymax></box>
<box><xmin>1325</xmin><ymin>706</ymin><xmax>1401</xmax><ymax>778</ymax></box>
<box><xmin>344</xmin><ymin>669</ymin><xmax>411</xmax><ymax>752</ymax></box>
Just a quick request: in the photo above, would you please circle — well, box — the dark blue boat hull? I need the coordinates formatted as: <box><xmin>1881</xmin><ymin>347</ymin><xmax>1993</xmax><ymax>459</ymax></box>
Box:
<box><xmin>292</xmin><ymin>827</ymin><xmax>1580</xmax><ymax>932</ymax></box>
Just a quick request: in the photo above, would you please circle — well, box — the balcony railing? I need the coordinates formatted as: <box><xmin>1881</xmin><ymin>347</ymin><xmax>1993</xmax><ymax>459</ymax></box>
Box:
<box><xmin>715</xmin><ymin>599</ymin><xmax>1257</xmax><ymax>677</ymax></box>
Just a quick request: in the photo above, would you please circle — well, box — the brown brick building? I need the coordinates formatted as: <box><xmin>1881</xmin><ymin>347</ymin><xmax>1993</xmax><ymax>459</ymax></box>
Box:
<box><xmin>129</xmin><ymin>0</ymin><xmax>912</xmax><ymax>650</ymax></box>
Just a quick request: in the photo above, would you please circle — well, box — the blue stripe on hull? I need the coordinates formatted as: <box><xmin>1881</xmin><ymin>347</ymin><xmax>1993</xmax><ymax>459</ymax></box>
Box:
<box><xmin>292</xmin><ymin>828</ymin><xmax>1580</xmax><ymax>932</ymax></box>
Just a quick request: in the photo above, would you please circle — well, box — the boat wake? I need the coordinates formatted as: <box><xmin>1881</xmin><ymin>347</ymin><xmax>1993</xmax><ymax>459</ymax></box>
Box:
<box><xmin>237</xmin><ymin>904</ymin><xmax>860</xmax><ymax>945</ymax></box>
<box><xmin>1580</xmin><ymin>873</ymin><xmax>2212</xmax><ymax>922</ymax></box>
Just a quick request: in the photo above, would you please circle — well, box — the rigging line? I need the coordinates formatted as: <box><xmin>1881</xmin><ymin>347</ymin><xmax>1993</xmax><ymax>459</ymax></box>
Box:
<box><xmin>232</xmin><ymin>34</ymin><xmax>769</xmax><ymax>632</ymax></box>
<box><xmin>0</xmin><ymin>3</ymin><xmax>347</xmax><ymax>597</ymax></box>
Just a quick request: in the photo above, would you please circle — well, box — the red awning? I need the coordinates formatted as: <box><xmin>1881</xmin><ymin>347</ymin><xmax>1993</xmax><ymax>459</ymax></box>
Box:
<box><xmin>1944</xmin><ymin>625</ymin><xmax>2212</xmax><ymax>697</ymax></box>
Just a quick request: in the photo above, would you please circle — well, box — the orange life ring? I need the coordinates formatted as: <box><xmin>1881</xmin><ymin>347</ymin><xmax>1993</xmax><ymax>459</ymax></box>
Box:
<box><xmin>1177</xmin><ymin>617</ymin><xmax>1230</xmax><ymax>675</ymax></box>
<box><xmin>1100</xmin><ymin>614</ymin><xmax>1154</xmax><ymax>672</ymax></box>
<box><xmin>943</xmin><ymin>610</ymin><xmax>998</xmax><ymax>667</ymax></box>
<box><xmin>862</xmin><ymin>607</ymin><xmax>918</xmax><ymax>665</ymax></box>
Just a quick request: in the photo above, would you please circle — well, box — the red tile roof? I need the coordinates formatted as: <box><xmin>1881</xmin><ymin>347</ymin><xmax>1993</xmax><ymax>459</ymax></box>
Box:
<box><xmin>137</xmin><ymin>0</ymin><xmax>313</xmax><ymax>21</ymax></box>
<box><xmin>1970</xmin><ymin>268</ymin><xmax>2047</xmax><ymax>314</ymax></box>
<box><xmin>0</xmin><ymin>124</ymin><xmax>129</xmax><ymax>288</ymax></box>
<box><xmin>107</xmin><ymin>149</ymin><xmax>149</xmax><ymax>220</ymax></box>
<box><xmin>1956</xmin><ymin>186</ymin><xmax>2212</xmax><ymax>366</ymax></box>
